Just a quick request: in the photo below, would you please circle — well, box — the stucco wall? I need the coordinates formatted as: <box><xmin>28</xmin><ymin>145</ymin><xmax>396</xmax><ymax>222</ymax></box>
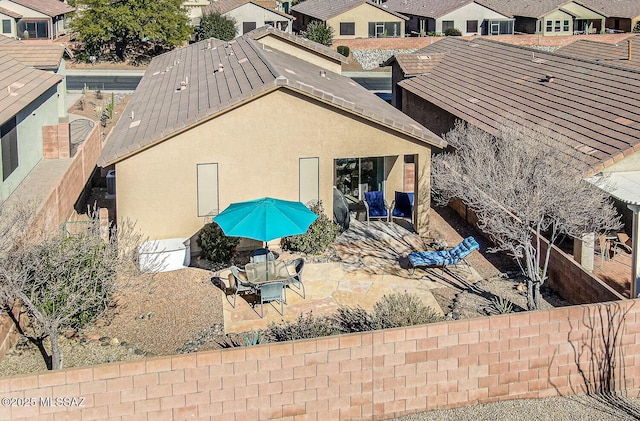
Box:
<box><xmin>0</xmin><ymin>85</ymin><xmax>60</xmax><ymax>202</ymax></box>
<box><xmin>115</xmin><ymin>88</ymin><xmax>434</xmax><ymax>241</ymax></box>
<box><xmin>541</xmin><ymin>10</ymin><xmax>574</xmax><ymax>36</ymax></box>
<box><xmin>226</xmin><ymin>3</ymin><xmax>291</xmax><ymax>36</ymax></box>
<box><xmin>438</xmin><ymin>3</ymin><xmax>507</xmax><ymax>35</ymax></box>
<box><xmin>0</xmin><ymin>12</ymin><xmax>15</xmax><ymax>37</ymax></box>
<box><xmin>327</xmin><ymin>3</ymin><xmax>405</xmax><ymax>39</ymax></box>
<box><xmin>256</xmin><ymin>36</ymin><xmax>342</xmax><ymax>73</ymax></box>
<box><xmin>402</xmin><ymin>90</ymin><xmax>457</xmax><ymax>139</ymax></box>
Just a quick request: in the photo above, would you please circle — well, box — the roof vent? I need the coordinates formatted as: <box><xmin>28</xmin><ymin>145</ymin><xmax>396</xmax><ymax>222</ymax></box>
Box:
<box><xmin>214</xmin><ymin>63</ymin><xmax>224</xmax><ymax>73</ymax></box>
<box><xmin>319</xmin><ymin>70</ymin><xmax>327</xmax><ymax>77</ymax></box>
<box><xmin>540</xmin><ymin>74</ymin><xmax>554</xmax><ymax>83</ymax></box>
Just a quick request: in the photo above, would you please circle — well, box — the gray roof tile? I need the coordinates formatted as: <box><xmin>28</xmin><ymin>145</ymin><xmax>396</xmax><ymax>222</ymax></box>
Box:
<box><xmin>99</xmin><ymin>36</ymin><xmax>443</xmax><ymax>166</ymax></box>
<box><xmin>291</xmin><ymin>0</ymin><xmax>407</xmax><ymax>21</ymax></box>
<box><xmin>384</xmin><ymin>0</ymin><xmax>510</xmax><ymax>19</ymax></box>
<box><xmin>8</xmin><ymin>0</ymin><xmax>74</xmax><ymax>17</ymax></box>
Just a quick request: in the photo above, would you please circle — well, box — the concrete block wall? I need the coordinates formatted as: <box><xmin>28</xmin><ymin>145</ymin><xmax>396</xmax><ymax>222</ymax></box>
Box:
<box><xmin>1</xmin><ymin>299</ymin><xmax>639</xmax><ymax>421</ymax></box>
<box><xmin>42</xmin><ymin>123</ymin><xmax>71</xmax><ymax>159</ymax></box>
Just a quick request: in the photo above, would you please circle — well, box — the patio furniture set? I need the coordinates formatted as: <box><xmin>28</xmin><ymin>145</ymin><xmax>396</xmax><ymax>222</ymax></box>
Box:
<box><xmin>362</xmin><ymin>190</ymin><xmax>415</xmax><ymax>226</ymax></box>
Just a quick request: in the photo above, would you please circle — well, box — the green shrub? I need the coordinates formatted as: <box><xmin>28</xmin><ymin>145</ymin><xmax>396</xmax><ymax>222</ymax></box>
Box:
<box><xmin>332</xmin><ymin>306</ymin><xmax>376</xmax><ymax>333</ymax></box>
<box><xmin>444</xmin><ymin>28</ymin><xmax>462</xmax><ymax>36</ymax></box>
<box><xmin>266</xmin><ymin>311</ymin><xmax>339</xmax><ymax>342</ymax></box>
<box><xmin>282</xmin><ymin>201</ymin><xmax>339</xmax><ymax>255</ymax></box>
<box><xmin>336</xmin><ymin>45</ymin><xmax>350</xmax><ymax>57</ymax></box>
<box><xmin>373</xmin><ymin>292</ymin><xmax>444</xmax><ymax>329</ymax></box>
<box><xmin>489</xmin><ymin>296</ymin><xmax>514</xmax><ymax>315</ymax></box>
<box><xmin>198</xmin><ymin>222</ymin><xmax>239</xmax><ymax>266</ymax></box>
<box><xmin>305</xmin><ymin>21</ymin><xmax>334</xmax><ymax>46</ymax></box>
<box><xmin>215</xmin><ymin>330</ymin><xmax>267</xmax><ymax>348</ymax></box>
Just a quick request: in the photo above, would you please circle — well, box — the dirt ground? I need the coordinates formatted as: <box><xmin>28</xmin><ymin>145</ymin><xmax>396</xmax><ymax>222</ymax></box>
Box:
<box><xmin>67</xmin><ymin>91</ymin><xmax>133</xmax><ymax>135</ymax></box>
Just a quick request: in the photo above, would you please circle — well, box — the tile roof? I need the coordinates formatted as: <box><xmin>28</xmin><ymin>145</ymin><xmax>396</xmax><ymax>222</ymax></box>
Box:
<box><xmin>247</xmin><ymin>26</ymin><xmax>348</xmax><ymax>64</ymax></box>
<box><xmin>479</xmin><ymin>0</ymin><xmax>605</xmax><ymax>19</ymax></box>
<box><xmin>98</xmin><ymin>36</ymin><xmax>444</xmax><ymax>166</ymax></box>
<box><xmin>385</xmin><ymin>52</ymin><xmax>444</xmax><ymax>76</ymax></box>
<box><xmin>0</xmin><ymin>36</ymin><xmax>64</xmax><ymax>69</ymax></box>
<box><xmin>0</xmin><ymin>6</ymin><xmax>21</xmax><ymax>18</ymax></box>
<box><xmin>291</xmin><ymin>0</ymin><xmax>408</xmax><ymax>22</ymax></box>
<box><xmin>383</xmin><ymin>0</ymin><xmax>510</xmax><ymax>19</ymax></box>
<box><xmin>557</xmin><ymin>37</ymin><xmax>640</xmax><ymax>71</ymax></box>
<box><xmin>0</xmin><ymin>52</ymin><xmax>62</xmax><ymax>126</ymax></box>
<box><xmin>582</xmin><ymin>0</ymin><xmax>640</xmax><ymax>18</ymax></box>
<box><xmin>8</xmin><ymin>0</ymin><xmax>74</xmax><ymax>17</ymax></box>
<box><xmin>202</xmin><ymin>0</ymin><xmax>293</xmax><ymax>19</ymax></box>
<box><xmin>398</xmin><ymin>37</ymin><xmax>640</xmax><ymax>172</ymax></box>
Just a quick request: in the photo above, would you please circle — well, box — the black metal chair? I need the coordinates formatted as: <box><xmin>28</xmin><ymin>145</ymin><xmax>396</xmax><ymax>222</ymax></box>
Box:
<box><xmin>284</xmin><ymin>258</ymin><xmax>305</xmax><ymax>303</ymax></box>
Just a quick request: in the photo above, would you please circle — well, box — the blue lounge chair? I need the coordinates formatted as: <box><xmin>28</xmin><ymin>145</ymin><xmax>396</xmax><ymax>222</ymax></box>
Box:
<box><xmin>391</xmin><ymin>191</ymin><xmax>414</xmax><ymax>224</ymax></box>
<box><xmin>408</xmin><ymin>237</ymin><xmax>479</xmax><ymax>274</ymax></box>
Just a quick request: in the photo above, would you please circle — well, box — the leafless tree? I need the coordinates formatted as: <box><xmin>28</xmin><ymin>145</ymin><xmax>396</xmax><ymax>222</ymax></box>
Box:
<box><xmin>0</xmin><ymin>204</ymin><xmax>142</xmax><ymax>370</ymax></box>
<box><xmin>432</xmin><ymin>121</ymin><xmax>621</xmax><ymax>310</ymax></box>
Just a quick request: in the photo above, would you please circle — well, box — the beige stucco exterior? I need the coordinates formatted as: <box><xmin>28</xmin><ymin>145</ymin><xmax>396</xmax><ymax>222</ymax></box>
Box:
<box><xmin>539</xmin><ymin>4</ymin><xmax>605</xmax><ymax>36</ymax></box>
<box><xmin>325</xmin><ymin>3</ymin><xmax>405</xmax><ymax>39</ymax></box>
<box><xmin>255</xmin><ymin>35</ymin><xmax>343</xmax><ymax>73</ymax></box>
<box><xmin>114</xmin><ymin>88</ymin><xmax>433</xmax><ymax>241</ymax></box>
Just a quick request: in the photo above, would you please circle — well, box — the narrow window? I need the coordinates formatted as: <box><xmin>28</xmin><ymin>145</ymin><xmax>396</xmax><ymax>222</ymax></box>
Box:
<box><xmin>242</xmin><ymin>21</ymin><xmax>256</xmax><ymax>34</ymax></box>
<box><xmin>466</xmin><ymin>20</ymin><xmax>478</xmax><ymax>33</ymax></box>
<box><xmin>563</xmin><ymin>20</ymin><xmax>569</xmax><ymax>31</ymax></box>
<box><xmin>1</xmin><ymin>117</ymin><xmax>18</xmax><ymax>181</ymax></box>
<box><xmin>2</xmin><ymin>20</ymin><xmax>10</xmax><ymax>34</ymax></box>
<box><xmin>554</xmin><ymin>20</ymin><xmax>561</xmax><ymax>32</ymax></box>
<box><xmin>340</xmin><ymin>22</ymin><xmax>355</xmax><ymax>35</ymax></box>
<box><xmin>546</xmin><ymin>20</ymin><xmax>552</xmax><ymax>32</ymax></box>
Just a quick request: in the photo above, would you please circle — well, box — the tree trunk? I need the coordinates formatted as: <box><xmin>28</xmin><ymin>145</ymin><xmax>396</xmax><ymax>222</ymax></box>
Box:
<box><xmin>50</xmin><ymin>333</ymin><xmax>63</xmax><ymax>370</ymax></box>
<box><xmin>115</xmin><ymin>39</ymin><xmax>127</xmax><ymax>61</ymax></box>
<box><xmin>527</xmin><ymin>278</ymin><xmax>536</xmax><ymax>310</ymax></box>
<box><xmin>533</xmin><ymin>282</ymin><xmax>541</xmax><ymax>310</ymax></box>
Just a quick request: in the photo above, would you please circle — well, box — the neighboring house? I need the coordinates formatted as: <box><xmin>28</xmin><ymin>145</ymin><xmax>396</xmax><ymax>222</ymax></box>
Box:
<box><xmin>0</xmin><ymin>0</ymin><xmax>74</xmax><ymax>40</ymax></box>
<box><xmin>586</xmin><ymin>0</ymin><xmax>640</xmax><ymax>32</ymax></box>
<box><xmin>557</xmin><ymin>36</ymin><xmax>640</xmax><ymax>70</ymax></box>
<box><xmin>97</xmin><ymin>35</ymin><xmax>445</xmax><ymax>244</ymax></box>
<box><xmin>183</xmin><ymin>0</ymin><xmax>211</xmax><ymax>27</ymax></box>
<box><xmin>201</xmin><ymin>0</ymin><xmax>294</xmax><ymax>35</ymax></box>
<box><xmin>0</xmin><ymin>52</ymin><xmax>64</xmax><ymax>202</ymax></box>
<box><xmin>383</xmin><ymin>0</ymin><xmax>514</xmax><ymax>36</ymax></box>
<box><xmin>247</xmin><ymin>25</ymin><xmax>349</xmax><ymax>73</ymax></box>
<box><xmin>291</xmin><ymin>0</ymin><xmax>408</xmax><ymax>39</ymax></box>
<box><xmin>479</xmin><ymin>0</ymin><xmax>606</xmax><ymax>35</ymax></box>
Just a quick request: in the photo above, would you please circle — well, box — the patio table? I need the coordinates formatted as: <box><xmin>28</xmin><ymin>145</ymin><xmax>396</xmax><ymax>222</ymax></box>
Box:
<box><xmin>245</xmin><ymin>260</ymin><xmax>291</xmax><ymax>286</ymax></box>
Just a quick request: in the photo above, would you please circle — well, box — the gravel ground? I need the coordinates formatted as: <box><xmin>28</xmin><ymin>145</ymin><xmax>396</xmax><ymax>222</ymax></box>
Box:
<box><xmin>393</xmin><ymin>395</ymin><xmax>640</xmax><ymax>420</ymax></box>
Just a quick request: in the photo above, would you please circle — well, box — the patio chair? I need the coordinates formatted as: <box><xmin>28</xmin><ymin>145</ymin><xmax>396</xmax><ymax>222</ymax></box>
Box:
<box><xmin>227</xmin><ymin>266</ymin><xmax>253</xmax><ymax>308</ymax></box>
<box><xmin>250</xmin><ymin>248</ymin><xmax>275</xmax><ymax>263</ymax></box>
<box><xmin>408</xmin><ymin>236</ymin><xmax>479</xmax><ymax>274</ymax></box>
<box><xmin>257</xmin><ymin>281</ymin><xmax>284</xmax><ymax>317</ymax></box>
<box><xmin>363</xmin><ymin>191</ymin><xmax>390</xmax><ymax>225</ymax></box>
<box><xmin>614</xmin><ymin>232</ymin><xmax>632</xmax><ymax>256</ymax></box>
<box><xmin>391</xmin><ymin>191</ymin><xmax>414</xmax><ymax>224</ymax></box>
<box><xmin>284</xmin><ymin>258</ymin><xmax>305</xmax><ymax>303</ymax></box>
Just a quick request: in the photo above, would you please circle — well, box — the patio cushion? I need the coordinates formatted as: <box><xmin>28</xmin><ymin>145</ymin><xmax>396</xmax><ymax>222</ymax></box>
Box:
<box><xmin>392</xmin><ymin>191</ymin><xmax>414</xmax><ymax>218</ymax></box>
<box><xmin>365</xmin><ymin>191</ymin><xmax>388</xmax><ymax>217</ymax></box>
<box><xmin>408</xmin><ymin>236</ymin><xmax>479</xmax><ymax>268</ymax></box>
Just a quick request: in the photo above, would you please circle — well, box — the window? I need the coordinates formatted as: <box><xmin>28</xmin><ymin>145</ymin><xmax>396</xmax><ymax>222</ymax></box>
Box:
<box><xmin>563</xmin><ymin>20</ymin><xmax>569</xmax><ymax>31</ymax></box>
<box><xmin>368</xmin><ymin>22</ymin><xmax>400</xmax><ymax>37</ymax></box>
<box><xmin>466</xmin><ymin>20</ymin><xmax>478</xmax><ymax>33</ymax></box>
<box><xmin>1</xmin><ymin>117</ymin><xmax>18</xmax><ymax>181</ymax></box>
<box><xmin>299</xmin><ymin>157</ymin><xmax>319</xmax><ymax>205</ymax></box>
<box><xmin>196</xmin><ymin>163</ymin><xmax>219</xmax><ymax>217</ymax></box>
<box><xmin>242</xmin><ymin>21</ymin><xmax>256</xmax><ymax>34</ymax></box>
<box><xmin>17</xmin><ymin>20</ymin><xmax>48</xmax><ymax>39</ymax></box>
<box><xmin>554</xmin><ymin>20</ymin><xmax>561</xmax><ymax>32</ymax></box>
<box><xmin>340</xmin><ymin>22</ymin><xmax>355</xmax><ymax>35</ymax></box>
<box><xmin>2</xmin><ymin>20</ymin><xmax>10</xmax><ymax>34</ymax></box>
<box><xmin>335</xmin><ymin>157</ymin><xmax>385</xmax><ymax>200</ymax></box>
<box><xmin>442</xmin><ymin>20</ymin><xmax>454</xmax><ymax>32</ymax></box>
<box><xmin>546</xmin><ymin>20</ymin><xmax>552</xmax><ymax>32</ymax></box>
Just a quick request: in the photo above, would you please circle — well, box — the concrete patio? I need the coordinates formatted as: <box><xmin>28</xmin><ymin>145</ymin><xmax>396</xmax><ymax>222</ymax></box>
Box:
<box><xmin>220</xmin><ymin>220</ymin><xmax>483</xmax><ymax>333</ymax></box>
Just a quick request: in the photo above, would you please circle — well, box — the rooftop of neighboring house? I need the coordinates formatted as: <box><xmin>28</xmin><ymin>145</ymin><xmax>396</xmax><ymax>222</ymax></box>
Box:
<box><xmin>383</xmin><ymin>0</ymin><xmax>511</xmax><ymax>19</ymax></box>
<box><xmin>0</xmin><ymin>6</ymin><xmax>21</xmax><ymax>18</ymax></box>
<box><xmin>201</xmin><ymin>0</ymin><xmax>293</xmax><ymax>19</ymax></box>
<box><xmin>7</xmin><ymin>0</ymin><xmax>75</xmax><ymax>17</ymax></box>
<box><xmin>478</xmin><ymin>0</ymin><xmax>605</xmax><ymax>19</ymax></box>
<box><xmin>247</xmin><ymin>26</ymin><xmax>349</xmax><ymax>64</ymax></box>
<box><xmin>98</xmin><ymin>35</ymin><xmax>444</xmax><ymax>166</ymax></box>
<box><xmin>291</xmin><ymin>0</ymin><xmax>408</xmax><ymax>22</ymax></box>
<box><xmin>582</xmin><ymin>0</ymin><xmax>640</xmax><ymax>18</ymax></box>
<box><xmin>0</xmin><ymin>35</ymin><xmax>65</xmax><ymax>70</ymax></box>
<box><xmin>0</xmin><ymin>52</ymin><xmax>62</xmax><ymax>126</ymax></box>
<box><xmin>557</xmin><ymin>36</ymin><xmax>640</xmax><ymax>70</ymax></box>
<box><xmin>385</xmin><ymin>52</ymin><xmax>444</xmax><ymax>76</ymax></box>
<box><xmin>397</xmin><ymin>37</ymin><xmax>640</xmax><ymax>173</ymax></box>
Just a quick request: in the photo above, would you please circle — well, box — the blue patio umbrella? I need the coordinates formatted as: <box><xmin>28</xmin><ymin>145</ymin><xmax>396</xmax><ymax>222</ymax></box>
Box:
<box><xmin>213</xmin><ymin>197</ymin><xmax>318</xmax><ymax>243</ymax></box>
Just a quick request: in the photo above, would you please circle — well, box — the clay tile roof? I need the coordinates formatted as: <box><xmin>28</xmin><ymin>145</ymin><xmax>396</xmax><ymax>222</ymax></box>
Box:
<box><xmin>398</xmin><ymin>37</ymin><xmax>640</xmax><ymax>171</ymax></box>
<box><xmin>580</xmin><ymin>0</ymin><xmax>640</xmax><ymax>18</ymax></box>
<box><xmin>247</xmin><ymin>26</ymin><xmax>348</xmax><ymax>64</ymax></box>
<box><xmin>0</xmin><ymin>52</ymin><xmax>62</xmax><ymax>126</ymax></box>
<box><xmin>99</xmin><ymin>35</ymin><xmax>443</xmax><ymax>166</ymax></box>
<box><xmin>291</xmin><ymin>0</ymin><xmax>408</xmax><ymax>21</ymax></box>
<box><xmin>202</xmin><ymin>0</ymin><xmax>293</xmax><ymax>19</ymax></box>
<box><xmin>384</xmin><ymin>0</ymin><xmax>510</xmax><ymax>19</ymax></box>
<box><xmin>558</xmin><ymin>37</ymin><xmax>640</xmax><ymax>71</ymax></box>
<box><xmin>9</xmin><ymin>0</ymin><xmax>74</xmax><ymax>17</ymax></box>
<box><xmin>478</xmin><ymin>0</ymin><xmax>604</xmax><ymax>19</ymax></box>
<box><xmin>0</xmin><ymin>6</ymin><xmax>21</xmax><ymax>18</ymax></box>
<box><xmin>0</xmin><ymin>36</ymin><xmax>64</xmax><ymax>69</ymax></box>
<box><xmin>387</xmin><ymin>52</ymin><xmax>445</xmax><ymax>76</ymax></box>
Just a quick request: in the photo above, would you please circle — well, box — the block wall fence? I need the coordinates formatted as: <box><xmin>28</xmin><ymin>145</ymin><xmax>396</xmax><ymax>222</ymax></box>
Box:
<box><xmin>0</xmin><ymin>298</ymin><xmax>639</xmax><ymax>421</ymax></box>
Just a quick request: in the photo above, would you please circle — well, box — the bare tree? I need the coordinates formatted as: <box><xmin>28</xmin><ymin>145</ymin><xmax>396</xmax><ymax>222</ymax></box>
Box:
<box><xmin>0</xmin><ymin>205</ymin><xmax>142</xmax><ymax>370</ymax></box>
<box><xmin>432</xmin><ymin>121</ymin><xmax>620</xmax><ymax>310</ymax></box>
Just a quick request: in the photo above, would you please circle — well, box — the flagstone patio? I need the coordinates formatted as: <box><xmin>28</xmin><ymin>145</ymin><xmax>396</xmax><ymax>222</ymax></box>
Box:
<box><xmin>220</xmin><ymin>220</ymin><xmax>483</xmax><ymax>333</ymax></box>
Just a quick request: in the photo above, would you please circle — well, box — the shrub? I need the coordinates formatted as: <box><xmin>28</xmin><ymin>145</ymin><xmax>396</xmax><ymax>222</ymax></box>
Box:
<box><xmin>444</xmin><ymin>28</ymin><xmax>462</xmax><ymax>36</ymax></box>
<box><xmin>332</xmin><ymin>306</ymin><xmax>376</xmax><ymax>333</ymax></box>
<box><xmin>197</xmin><ymin>12</ymin><xmax>237</xmax><ymax>41</ymax></box>
<box><xmin>266</xmin><ymin>311</ymin><xmax>339</xmax><ymax>342</ymax></box>
<box><xmin>336</xmin><ymin>45</ymin><xmax>350</xmax><ymax>57</ymax></box>
<box><xmin>488</xmin><ymin>296</ymin><xmax>514</xmax><ymax>315</ymax></box>
<box><xmin>198</xmin><ymin>222</ymin><xmax>239</xmax><ymax>266</ymax></box>
<box><xmin>305</xmin><ymin>21</ymin><xmax>334</xmax><ymax>46</ymax></box>
<box><xmin>282</xmin><ymin>201</ymin><xmax>339</xmax><ymax>255</ymax></box>
<box><xmin>373</xmin><ymin>292</ymin><xmax>444</xmax><ymax>329</ymax></box>
<box><xmin>215</xmin><ymin>330</ymin><xmax>267</xmax><ymax>348</ymax></box>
